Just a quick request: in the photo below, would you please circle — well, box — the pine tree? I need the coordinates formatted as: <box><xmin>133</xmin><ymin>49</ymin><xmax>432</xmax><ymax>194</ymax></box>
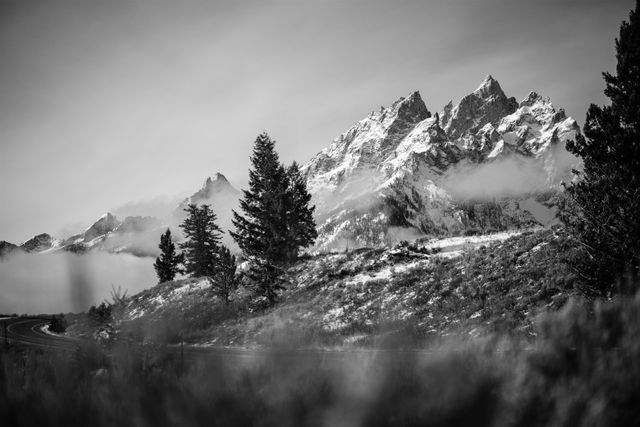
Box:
<box><xmin>231</xmin><ymin>133</ymin><xmax>316</xmax><ymax>305</ymax></box>
<box><xmin>283</xmin><ymin>162</ymin><xmax>317</xmax><ymax>263</ymax></box>
<box><xmin>212</xmin><ymin>245</ymin><xmax>238</xmax><ymax>305</ymax></box>
<box><xmin>153</xmin><ymin>228</ymin><xmax>183</xmax><ymax>283</ymax></box>
<box><xmin>231</xmin><ymin>133</ymin><xmax>289</xmax><ymax>304</ymax></box>
<box><xmin>231</xmin><ymin>133</ymin><xmax>288</xmax><ymax>262</ymax></box>
<box><xmin>562</xmin><ymin>1</ymin><xmax>640</xmax><ymax>295</ymax></box>
<box><xmin>180</xmin><ymin>204</ymin><xmax>222</xmax><ymax>278</ymax></box>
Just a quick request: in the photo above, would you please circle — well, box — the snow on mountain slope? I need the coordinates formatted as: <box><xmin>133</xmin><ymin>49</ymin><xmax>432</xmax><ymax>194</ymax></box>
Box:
<box><xmin>304</xmin><ymin>91</ymin><xmax>430</xmax><ymax>198</ymax></box>
<box><xmin>20</xmin><ymin>233</ymin><xmax>58</xmax><ymax>253</ymax></box>
<box><xmin>83</xmin><ymin>213</ymin><xmax>121</xmax><ymax>242</ymax></box>
<box><xmin>303</xmin><ymin>76</ymin><xmax>580</xmax><ymax>251</ymax></box>
<box><xmin>118</xmin><ymin>227</ymin><xmax>577</xmax><ymax>347</ymax></box>
<box><xmin>496</xmin><ymin>92</ymin><xmax>578</xmax><ymax>157</ymax></box>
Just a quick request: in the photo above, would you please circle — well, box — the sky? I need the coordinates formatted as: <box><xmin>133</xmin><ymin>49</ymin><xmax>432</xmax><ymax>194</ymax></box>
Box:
<box><xmin>0</xmin><ymin>0</ymin><xmax>635</xmax><ymax>243</ymax></box>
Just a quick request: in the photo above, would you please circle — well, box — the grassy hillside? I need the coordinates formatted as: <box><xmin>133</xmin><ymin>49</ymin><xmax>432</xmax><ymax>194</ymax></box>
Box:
<box><xmin>110</xmin><ymin>227</ymin><xmax>579</xmax><ymax>347</ymax></box>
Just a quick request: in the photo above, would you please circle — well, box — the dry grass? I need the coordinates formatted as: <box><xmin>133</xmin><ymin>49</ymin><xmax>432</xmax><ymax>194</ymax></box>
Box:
<box><xmin>2</xmin><ymin>294</ymin><xmax>640</xmax><ymax>427</ymax></box>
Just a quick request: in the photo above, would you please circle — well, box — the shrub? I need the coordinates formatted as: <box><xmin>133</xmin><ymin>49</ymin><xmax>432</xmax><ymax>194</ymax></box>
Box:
<box><xmin>48</xmin><ymin>314</ymin><xmax>67</xmax><ymax>333</ymax></box>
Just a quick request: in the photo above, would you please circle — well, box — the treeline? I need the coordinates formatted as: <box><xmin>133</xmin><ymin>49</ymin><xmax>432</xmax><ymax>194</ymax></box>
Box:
<box><xmin>153</xmin><ymin>132</ymin><xmax>317</xmax><ymax>306</ymax></box>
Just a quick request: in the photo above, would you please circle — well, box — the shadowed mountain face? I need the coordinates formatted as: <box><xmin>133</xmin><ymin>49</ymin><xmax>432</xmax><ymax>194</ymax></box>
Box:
<box><xmin>20</xmin><ymin>233</ymin><xmax>55</xmax><ymax>252</ymax></box>
<box><xmin>302</xmin><ymin>75</ymin><xmax>580</xmax><ymax>250</ymax></box>
<box><xmin>441</xmin><ymin>75</ymin><xmax>519</xmax><ymax>139</ymax></box>
<box><xmin>0</xmin><ymin>240</ymin><xmax>21</xmax><ymax>257</ymax></box>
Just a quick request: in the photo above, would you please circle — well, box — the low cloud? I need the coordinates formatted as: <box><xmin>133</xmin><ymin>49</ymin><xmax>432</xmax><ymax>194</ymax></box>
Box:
<box><xmin>441</xmin><ymin>145</ymin><xmax>579</xmax><ymax>200</ymax></box>
<box><xmin>112</xmin><ymin>195</ymin><xmax>184</xmax><ymax>223</ymax></box>
<box><xmin>385</xmin><ymin>226</ymin><xmax>425</xmax><ymax>243</ymax></box>
<box><xmin>311</xmin><ymin>168</ymin><xmax>387</xmax><ymax>221</ymax></box>
<box><xmin>0</xmin><ymin>251</ymin><xmax>156</xmax><ymax>314</ymax></box>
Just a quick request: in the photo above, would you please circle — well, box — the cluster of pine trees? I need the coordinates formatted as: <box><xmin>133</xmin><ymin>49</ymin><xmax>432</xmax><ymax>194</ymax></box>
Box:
<box><xmin>154</xmin><ymin>132</ymin><xmax>316</xmax><ymax>306</ymax></box>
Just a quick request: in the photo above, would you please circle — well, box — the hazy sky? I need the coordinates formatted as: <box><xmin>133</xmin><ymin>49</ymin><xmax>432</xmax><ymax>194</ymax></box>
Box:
<box><xmin>0</xmin><ymin>0</ymin><xmax>634</xmax><ymax>242</ymax></box>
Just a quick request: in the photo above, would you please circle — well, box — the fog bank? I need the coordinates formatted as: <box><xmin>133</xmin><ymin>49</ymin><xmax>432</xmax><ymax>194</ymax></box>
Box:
<box><xmin>441</xmin><ymin>146</ymin><xmax>579</xmax><ymax>199</ymax></box>
<box><xmin>0</xmin><ymin>252</ymin><xmax>156</xmax><ymax>314</ymax></box>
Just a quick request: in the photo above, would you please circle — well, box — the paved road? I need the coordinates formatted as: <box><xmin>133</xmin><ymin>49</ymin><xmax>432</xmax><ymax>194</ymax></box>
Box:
<box><xmin>2</xmin><ymin>317</ymin><xmax>79</xmax><ymax>351</ymax></box>
<box><xmin>1</xmin><ymin>317</ymin><xmax>444</xmax><ymax>363</ymax></box>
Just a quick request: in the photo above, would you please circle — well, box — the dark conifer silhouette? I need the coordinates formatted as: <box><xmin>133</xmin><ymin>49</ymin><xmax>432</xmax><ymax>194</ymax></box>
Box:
<box><xmin>180</xmin><ymin>204</ymin><xmax>222</xmax><ymax>278</ymax></box>
<box><xmin>213</xmin><ymin>245</ymin><xmax>238</xmax><ymax>305</ymax></box>
<box><xmin>231</xmin><ymin>133</ymin><xmax>317</xmax><ymax>305</ymax></box>
<box><xmin>153</xmin><ymin>228</ymin><xmax>183</xmax><ymax>283</ymax></box>
<box><xmin>562</xmin><ymin>1</ymin><xmax>640</xmax><ymax>295</ymax></box>
<box><xmin>284</xmin><ymin>162</ymin><xmax>317</xmax><ymax>263</ymax></box>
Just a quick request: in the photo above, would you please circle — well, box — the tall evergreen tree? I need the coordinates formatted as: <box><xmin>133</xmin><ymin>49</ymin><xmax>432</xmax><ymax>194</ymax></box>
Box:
<box><xmin>231</xmin><ymin>132</ymin><xmax>288</xmax><ymax>262</ymax></box>
<box><xmin>213</xmin><ymin>245</ymin><xmax>238</xmax><ymax>305</ymax></box>
<box><xmin>180</xmin><ymin>204</ymin><xmax>222</xmax><ymax>278</ymax></box>
<box><xmin>231</xmin><ymin>133</ymin><xmax>317</xmax><ymax>305</ymax></box>
<box><xmin>562</xmin><ymin>1</ymin><xmax>640</xmax><ymax>295</ymax></box>
<box><xmin>153</xmin><ymin>228</ymin><xmax>183</xmax><ymax>283</ymax></box>
<box><xmin>284</xmin><ymin>162</ymin><xmax>317</xmax><ymax>263</ymax></box>
<box><xmin>231</xmin><ymin>133</ymin><xmax>288</xmax><ymax>304</ymax></box>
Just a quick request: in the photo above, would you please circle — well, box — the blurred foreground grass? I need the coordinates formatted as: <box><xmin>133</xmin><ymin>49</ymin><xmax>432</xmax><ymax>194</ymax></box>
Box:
<box><xmin>2</xmin><ymin>294</ymin><xmax>640</xmax><ymax>427</ymax></box>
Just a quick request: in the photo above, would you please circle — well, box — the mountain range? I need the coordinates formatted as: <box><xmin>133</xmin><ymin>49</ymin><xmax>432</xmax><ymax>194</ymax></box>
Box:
<box><xmin>302</xmin><ymin>75</ymin><xmax>579</xmax><ymax>249</ymax></box>
<box><xmin>1</xmin><ymin>75</ymin><xmax>579</xmax><ymax>257</ymax></box>
<box><xmin>0</xmin><ymin>173</ymin><xmax>239</xmax><ymax>258</ymax></box>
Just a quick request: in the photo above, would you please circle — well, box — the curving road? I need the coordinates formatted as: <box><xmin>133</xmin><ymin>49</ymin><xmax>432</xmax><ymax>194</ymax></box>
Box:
<box><xmin>3</xmin><ymin>317</ymin><xmax>79</xmax><ymax>351</ymax></box>
<box><xmin>1</xmin><ymin>318</ymin><xmax>443</xmax><ymax>363</ymax></box>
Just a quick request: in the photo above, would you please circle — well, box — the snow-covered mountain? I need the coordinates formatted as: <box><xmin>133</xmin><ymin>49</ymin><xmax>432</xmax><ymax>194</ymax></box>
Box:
<box><xmin>302</xmin><ymin>75</ymin><xmax>580</xmax><ymax>250</ymax></box>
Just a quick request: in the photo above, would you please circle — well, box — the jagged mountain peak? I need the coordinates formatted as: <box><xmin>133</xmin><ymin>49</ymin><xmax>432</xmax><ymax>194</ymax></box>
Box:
<box><xmin>516</xmin><ymin>92</ymin><xmax>569</xmax><ymax>124</ymax></box>
<box><xmin>367</xmin><ymin>91</ymin><xmax>430</xmax><ymax>125</ymax></box>
<box><xmin>84</xmin><ymin>213</ymin><xmax>121</xmax><ymax>242</ymax></box>
<box><xmin>391</xmin><ymin>91</ymin><xmax>429</xmax><ymax>117</ymax></box>
<box><xmin>21</xmin><ymin>232</ymin><xmax>52</xmax><ymax>245</ymax></box>
<box><xmin>20</xmin><ymin>233</ymin><xmax>55</xmax><ymax>253</ymax></box>
<box><xmin>175</xmin><ymin>172</ymin><xmax>240</xmax><ymax>223</ymax></box>
<box><xmin>520</xmin><ymin>91</ymin><xmax>552</xmax><ymax>108</ymax></box>
<box><xmin>495</xmin><ymin>90</ymin><xmax>579</xmax><ymax>157</ymax></box>
<box><xmin>473</xmin><ymin>74</ymin><xmax>504</xmax><ymax>98</ymax></box>
<box><xmin>189</xmin><ymin>172</ymin><xmax>238</xmax><ymax>203</ymax></box>
<box><xmin>204</xmin><ymin>172</ymin><xmax>229</xmax><ymax>186</ymax></box>
<box><xmin>303</xmin><ymin>91</ymin><xmax>431</xmax><ymax>186</ymax></box>
<box><xmin>443</xmin><ymin>75</ymin><xmax>518</xmax><ymax>139</ymax></box>
<box><xmin>92</xmin><ymin>212</ymin><xmax>118</xmax><ymax>224</ymax></box>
